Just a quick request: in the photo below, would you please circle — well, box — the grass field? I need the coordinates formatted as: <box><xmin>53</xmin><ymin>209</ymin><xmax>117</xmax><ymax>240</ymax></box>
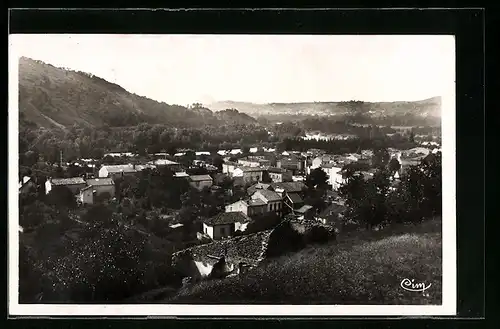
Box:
<box><xmin>166</xmin><ymin>218</ymin><xmax>442</xmax><ymax>305</ymax></box>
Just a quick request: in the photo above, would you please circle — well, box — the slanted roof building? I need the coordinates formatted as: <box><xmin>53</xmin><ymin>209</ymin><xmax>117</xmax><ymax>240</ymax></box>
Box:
<box><xmin>270</xmin><ymin>181</ymin><xmax>307</xmax><ymax>194</ymax></box>
<box><xmin>204</xmin><ymin>212</ymin><xmax>251</xmax><ymax>227</ymax></box>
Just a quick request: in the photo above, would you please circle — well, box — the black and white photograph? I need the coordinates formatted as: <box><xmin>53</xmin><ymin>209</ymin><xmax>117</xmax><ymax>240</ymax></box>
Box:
<box><xmin>9</xmin><ymin>33</ymin><xmax>456</xmax><ymax>316</ymax></box>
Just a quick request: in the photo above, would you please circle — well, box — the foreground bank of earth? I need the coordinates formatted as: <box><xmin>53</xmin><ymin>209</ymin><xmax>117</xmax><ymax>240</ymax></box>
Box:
<box><xmin>130</xmin><ymin>218</ymin><xmax>441</xmax><ymax>304</ymax></box>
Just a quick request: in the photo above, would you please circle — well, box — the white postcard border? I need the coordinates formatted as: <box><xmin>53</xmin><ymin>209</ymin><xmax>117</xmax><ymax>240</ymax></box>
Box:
<box><xmin>8</xmin><ymin>34</ymin><xmax>457</xmax><ymax>317</ymax></box>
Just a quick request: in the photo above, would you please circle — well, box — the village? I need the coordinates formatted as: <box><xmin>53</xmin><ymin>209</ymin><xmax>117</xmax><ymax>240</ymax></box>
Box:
<box><xmin>19</xmin><ymin>138</ymin><xmax>442</xmax><ymax>284</ymax></box>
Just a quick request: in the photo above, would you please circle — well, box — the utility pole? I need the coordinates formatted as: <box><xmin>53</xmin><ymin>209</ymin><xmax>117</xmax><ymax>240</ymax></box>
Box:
<box><xmin>60</xmin><ymin>150</ymin><xmax>63</xmax><ymax>167</ymax></box>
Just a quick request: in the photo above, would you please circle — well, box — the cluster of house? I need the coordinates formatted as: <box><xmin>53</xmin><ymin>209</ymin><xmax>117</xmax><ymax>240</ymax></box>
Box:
<box><xmin>198</xmin><ymin>181</ymin><xmax>338</xmax><ymax>241</ymax></box>
<box><xmin>40</xmin><ymin>159</ymin><xmax>216</xmax><ymax>205</ymax></box>
<box><xmin>222</xmin><ymin>154</ymin><xmax>306</xmax><ymax>186</ymax></box>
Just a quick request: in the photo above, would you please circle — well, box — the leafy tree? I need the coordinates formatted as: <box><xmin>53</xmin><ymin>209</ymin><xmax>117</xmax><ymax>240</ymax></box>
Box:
<box><xmin>387</xmin><ymin>157</ymin><xmax>401</xmax><ymax>176</ymax></box>
<box><xmin>19</xmin><ymin>200</ymin><xmax>55</xmax><ymax>229</ymax></box>
<box><xmin>261</xmin><ymin>171</ymin><xmax>272</xmax><ymax>183</ymax></box>
<box><xmin>306</xmin><ymin>168</ymin><xmax>329</xmax><ymax>190</ymax></box>
<box><xmin>371</xmin><ymin>147</ymin><xmax>390</xmax><ymax>169</ymax></box>
<box><xmin>36</xmin><ymin>204</ymin><xmax>148</xmax><ymax>302</ymax></box>
<box><xmin>45</xmin><ymin>186</ymin><xmax>77</xmax><ymax>209</ymax></box>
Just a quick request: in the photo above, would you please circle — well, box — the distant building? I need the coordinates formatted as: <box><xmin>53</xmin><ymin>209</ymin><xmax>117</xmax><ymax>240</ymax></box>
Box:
<box><xmin>310</xmin><ymin>155</ymin><xmax>336</xmax><ymax>172</ymax></box>
<box><xmin>174</xmin><ymin>171</ymin><xmax>190</xmax><ymax>179</ymax></box>
<box><xmin>246</xmin><ymin>182</ymin><xmax>272</xmax><ymax>196</ymax></box>
<box><xmin>267</xmin><ymin>167</ymin><xmax>293</xmax><ymax>183</ymax></box>
<box><xmin>86</xmin><ymin>177</ymin><xmax>115</xmax><ymax>197</ymax></box>
<box><xmin>148</xmin><ymin>159</ymin><xmax>182</xmax><ymax>172</ymax></box>
<box><xmin>77</xmin><ymin>178</ymin><xmax>115</xmax><ymax>205</ymax></box>
<box><xmin>277</xmin><ymin>156</ymin><xmax>303</xmax><ymax>174</ymax></box>
<box><xmin>189</xmin><ymin>174</ymin><xmax>213</xmax><ymax>191</ymax></box>
<box><xmin>98</xmin><ymin>164</ymin><xmax>141</xmax><ymax>179</ymax></box>
<box><xmin>269</xmin><ymin>181</ymin><xmax>307</xmax><ymax>196</ymax></box>
<box><xmin>19</xmin><ymin>176</ymin><xmax>36</xmax><ymax>195</ymax></box>
<box><xmin>251</xmin><ymin>190</ymin><xmax>283</xmax><ymax>216</ymax></box>
<box><xmin>295</xmin><ymin>205</ymin><xmax>315</xmax><ymax>220</ymax></box>
<box><xmin>321</xmin><ymin>163</ymin><xmax>345</xmax><ymax>190</ymax></box>
<box><xmin>232</xmin><ymin>167</ymin><xmax>264</xmax><ymax>184</ymax></box>
<box><xmin>202</xmin><ymin>212</ymin><xmax>251</xmax><ymax>240</ymax></box>
<box><xmin>237</xmin><ymin>157</ymin><xmax>260</xmax><ymax>168</ymax></box>
<box><xmin>222</xmin><ymin>161</ymin><xmax>239</xmax><ymax>175</ymax></box>
<box><xmin>238</xmin><ymin>156</ymin><xmax>270</xmax><ymax>168</ymax></box>
<box><xmin>316</xmin><ymin>202</ymin><xmax>347</xmax><ymax>227</ymax></box>
<box><xmin>45</xmin><ymin>177</ymin><xmax>87</xmax><ymax>195</ymax></box>
<box><xmin>230</xmin><ymin>149</ymin><xmax>242</xmax><ymax>155</ymax></box>
<box><xmin>225</xmin><ymin>199</ymin><xmax>267</xmax><ymax>218</ymax></box>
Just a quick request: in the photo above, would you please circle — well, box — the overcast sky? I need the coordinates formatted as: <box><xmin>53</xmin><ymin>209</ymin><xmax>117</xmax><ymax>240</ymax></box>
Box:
<box><xmin>10</xmin><ymin>34</ymin><xmax>455</xmax><ymax>105</ymax></box>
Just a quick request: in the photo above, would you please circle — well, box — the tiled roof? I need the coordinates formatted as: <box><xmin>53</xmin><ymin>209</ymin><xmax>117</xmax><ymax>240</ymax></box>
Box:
<box><xmin>287</xmin><ymin>193</ymin><xmax>304</xmax><ymax>204</ymax></box>
<box><xmin>253</xmin><ymin>189</ymin><xmax>282</xmax><ymax>202</ymax></box>
<box><xmin>267</xmin><ymin>167</ymin><xmax>287</xmax><ymax>174</ymax></box>
<box><xmin>204</xmin><ymin>212</ymin><xmax>250</xmax><ymax>226</ymax></box>
<box><xmin>246</xmin><ymin>199</ymin><xmax>266</xmax><ymax>206</ymax></box>
<box><xmin>50</xmin><ymin>177</ymin><xmax>86</xmax><ymax>186</ymax></box>
<box><xmin>241</xmin><ymin>167</ymin><xmax>264</xmax><ymax>173</ymax></box>
<box><xmin>172</xmin><ymin>230</ymin><xmax>273</xmax><ymax>267</ymax></box>
<box><xmin>101</xmin><ymin>164</ymin><xmax>138</xmax><ymax>173</ymax></box>
<box><xmin>152</xmin><ymin>159</ymin><xmax>179</xmax><ymax>166</ymax></box>
<box><xmin>86</xmin><ymin>178</ymin><xmax>114</xmax><ymax>186</ymax></box>
<box><xmin>189</xmin><ymin>174</ymin><xmax>213</xmax><ymax>182</ymax></box>
<box><xmin>247</xmin><ymin>182</ymin><xmax>271</xmax><ymax>195</ymax></box>
<box><xmin>270</xmin><ymin>182</ymin><xmax>307</xmax><ymax>193</ymax></box>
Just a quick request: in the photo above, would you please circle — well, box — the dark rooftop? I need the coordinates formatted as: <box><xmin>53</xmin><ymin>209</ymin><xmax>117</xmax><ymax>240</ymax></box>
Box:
<box><xmin>318</xmin><ymin>202</ymin><xmax>347</xmax><ymax>218</ymax></box>
<box><xmin>287</xmin><ymin>193</ymin><xmax>304</xmax><ymax>205</ymax></box>
<box><xmin>270</xmin><ymin>181</ymin><xmax>307</xmax><ymax>193</ymax></box>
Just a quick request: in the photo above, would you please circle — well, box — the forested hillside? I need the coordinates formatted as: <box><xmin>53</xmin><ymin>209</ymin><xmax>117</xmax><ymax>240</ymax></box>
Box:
<box><xmin>18</xmin><ymin>57</ymin><xmax>256</xmax><ymax>129</ymax></box>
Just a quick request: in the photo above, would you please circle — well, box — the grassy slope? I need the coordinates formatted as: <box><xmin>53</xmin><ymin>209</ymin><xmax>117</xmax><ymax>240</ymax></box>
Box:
<box><xmin>167</xmin><ymin>219</ymin><xmax>442</xmax><ymax>305</ymax></box>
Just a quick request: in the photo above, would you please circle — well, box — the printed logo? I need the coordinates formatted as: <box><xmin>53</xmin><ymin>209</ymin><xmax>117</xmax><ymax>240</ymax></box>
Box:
<box><xmin>400</xmin><ymin>278</ymin><xmax>432</xmax><ymax>292</ymax></box>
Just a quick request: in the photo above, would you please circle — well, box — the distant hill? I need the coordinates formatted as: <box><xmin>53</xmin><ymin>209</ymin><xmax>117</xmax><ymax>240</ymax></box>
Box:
<box><xmin>214</xmin><ymin>108</ymin><xmax>258</xmax><ymax>125</ymax></box>
<box><xmin>207</xmin><ymin>97</ymin><xmax>442</xmax><ymax>119</ymax></box>
<box><xmin>17</xmin><ymin>57</ymin><xmax>257</xmax><ymax>129</ymax></box>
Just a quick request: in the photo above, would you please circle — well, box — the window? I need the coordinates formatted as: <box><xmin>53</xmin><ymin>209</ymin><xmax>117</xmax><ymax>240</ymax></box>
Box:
<box><xmin>220</xmin><ymin>227</ymin><xmax>226</xmax><ymax>236</ymax></box>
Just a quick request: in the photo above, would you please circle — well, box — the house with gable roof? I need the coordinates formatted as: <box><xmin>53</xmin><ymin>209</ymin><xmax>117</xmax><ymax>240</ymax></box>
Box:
<box><xmin>45</xmin><ymin>177</ymin><xmax>87</xmax><ymax>195</ymax></box>
<box><xmin>225</xmin><ymin>199</ymin><xmax>267</xmax><ymax>218</ymax></box>
<box><xmin>267</xmin><ymin>167</ymin><xmax>293</xmax><ymax>183</ymax></box>
<box><xmin>251</xmin><ymin>189</ymin><xmax>283</xmax><ymax>216</ymax></box>
<box><xmin>201</xmin><ymin>212</ymin><xmax>251</xmax><ymax>240</ymax></box>
<box><xmin>189</xmin><ymin>174</ymin><xmax>213</xmax><ymax>191</ymax></box>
